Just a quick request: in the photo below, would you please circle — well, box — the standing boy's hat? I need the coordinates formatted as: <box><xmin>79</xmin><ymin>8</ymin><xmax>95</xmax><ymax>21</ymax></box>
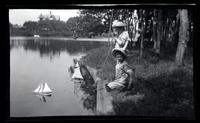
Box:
<box><xmin>133</xmin><ymin>10</ymin><xmax>138</xmax><ymax>19</ymax></box>
<box><xmin>112</xmin><ymin>48</ymin><xmax>127</xmax><ymax>58</ymax></box>
<box><xmin>112</xmin><ymin>20</ymin><xmax>126</xmax><ymax>27</ymax></box>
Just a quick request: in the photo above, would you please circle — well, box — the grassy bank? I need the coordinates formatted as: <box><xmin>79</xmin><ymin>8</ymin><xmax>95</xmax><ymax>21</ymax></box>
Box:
<box><xmin>81</xmin><ymin>44</ymin><xmax>194</xmax><ymax>118</ymax></box>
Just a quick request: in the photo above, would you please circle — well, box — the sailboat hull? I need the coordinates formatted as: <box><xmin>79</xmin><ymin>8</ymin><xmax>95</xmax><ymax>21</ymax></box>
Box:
<box><xmin>41</xmin><ymin>92</ymin><xmax>52</xmax><ymax>96</ymax></box>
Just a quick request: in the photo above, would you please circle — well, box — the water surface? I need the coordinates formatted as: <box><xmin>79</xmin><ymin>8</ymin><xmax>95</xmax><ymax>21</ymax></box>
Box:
<box><xmin>10</xmin><ymin>38</ymin><xmax>106</xmax><ymax>117</ymax></box>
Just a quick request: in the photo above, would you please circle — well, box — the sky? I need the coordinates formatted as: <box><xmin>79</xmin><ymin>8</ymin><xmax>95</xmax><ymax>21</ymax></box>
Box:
<box><xmin>9</xmin><ymin>9</ymin><xmax>80</xmax><ymax>26</ymax></box>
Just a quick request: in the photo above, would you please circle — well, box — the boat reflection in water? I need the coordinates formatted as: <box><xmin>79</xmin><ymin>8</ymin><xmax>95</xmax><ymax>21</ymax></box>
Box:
<box><xmin>35</xmin><ymin>94</ymin><xmax>47</xmax><ymax>103</ymax></box>
<box><xmin>73</xmin><ymin>82</ymin><xmax>96</xmax><ymax>113</ymax></box>
<box><xmin>69</xmin><ymin>59</ymin><xmax>97</xmax><ymax>114</ymax></box>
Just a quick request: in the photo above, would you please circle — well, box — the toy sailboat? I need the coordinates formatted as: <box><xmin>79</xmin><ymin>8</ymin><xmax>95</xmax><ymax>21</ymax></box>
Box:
<box><xmin>72</xmin><ymin>62</ymin><xmax>84</xmax><ymax>80</ymax></box>
<box><xmin>33</xmin><ymin>82</ymin><xmax>52</xmax><ymax>96</ymax></box>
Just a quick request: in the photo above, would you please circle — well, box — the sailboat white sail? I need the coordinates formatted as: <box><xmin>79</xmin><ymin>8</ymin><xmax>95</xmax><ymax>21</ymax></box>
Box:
<box><xmin>38</xmin><ymin>83</ymin><xmax>44</xmax><ymax>94</ymax></box>
<box><xmin>33</xmin><ymin>83</ymin><xmax>42</xmax><ymax>93</ymax></box>
<box><xmin>33</xmin><ymin>82</ymin><xmax>52</xmax><ymax>95</ymax></box>
<box><xmin>75</xmin><ymin>62</ymin><xmax>79</xmax><ymax>68</ymax></box>
<box><xmin>72</xmin><ymin>67</ymin><xmax>83</xmax><ymax>80</ymax></box>
<box><xmin>42</xmin><ymin>82</ymin><xmax>52</xmax><ymax>94</ymax></box>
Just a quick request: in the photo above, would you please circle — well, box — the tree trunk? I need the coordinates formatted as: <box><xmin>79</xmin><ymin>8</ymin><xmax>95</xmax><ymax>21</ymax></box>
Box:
<box><xmin>140</xmin><ymin>21</ymin><xmax>144</xmax><ymax>58</ymax></box>
<box><xmin>175</xmin><ymin>9</ymin><xmax>189</xmax><ymax>66</ymax></box>
<box><xmin>153</xmin><ymin>9</ymin><xmax>157</xmax><ymax>50</ymax></box>
<box><xmin>140</xmin><ymin>10</ymin><xmax>144</xmax><ymax>58</ymax></box>
<box><xmin>163</xmin><ymin>19</ymin><xmax>166</xmax><ymax>41</ymax></box>
<box><xmin>155</xmin><ymin>10</ymin><xmax>162</xmax><ymax>54</ymax></box>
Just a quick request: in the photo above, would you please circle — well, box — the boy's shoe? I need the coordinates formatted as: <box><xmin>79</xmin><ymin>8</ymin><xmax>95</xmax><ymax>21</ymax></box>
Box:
<box><xmin>105</xmin><ymin>83</ymin><xmax>112</xmax><ymax>92</ymax></box>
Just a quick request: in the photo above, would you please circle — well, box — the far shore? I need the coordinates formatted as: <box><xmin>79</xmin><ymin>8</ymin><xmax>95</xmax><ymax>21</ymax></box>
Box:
<box><xmin>10</xmin><ymin>36</ymin><xmax>111</xmax><ymax>42</ymax></box>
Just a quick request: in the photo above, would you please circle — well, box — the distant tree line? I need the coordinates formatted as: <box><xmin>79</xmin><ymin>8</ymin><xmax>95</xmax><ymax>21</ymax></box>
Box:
<box><xmin>9</xmin><ymin>12</ymin><xmax>106</xmax><ymax>38</ymax></box>
<box><xmin>65</xmin><ymin>14</ymin><xmax>106</xmax><ymax>38</ymax></box>
<box><xmin>10</xmin><ymin>20</ymin><xmax>71</xmax><ymax>37</ymax></box>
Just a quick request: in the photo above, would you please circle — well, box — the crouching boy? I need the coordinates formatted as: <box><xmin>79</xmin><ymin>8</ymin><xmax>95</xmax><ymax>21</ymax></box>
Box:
<box><xmin>105</xmin><ymin>48</ymin><xmax>134</xmax><ymax>92</ymax></box>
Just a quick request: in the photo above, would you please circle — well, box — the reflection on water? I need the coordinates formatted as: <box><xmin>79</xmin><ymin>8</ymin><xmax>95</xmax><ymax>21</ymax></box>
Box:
<box><xmin>10</xmin><ymin>37</ymin><xmax>106</xmax><ymax>117</ymax></box>
<box><xmin>35</xmin><ymin>94</ymin><xmax>53</xmax><ymax>103</ymax></box>
<box><xmin>35</xmin><ymin>95</ymin><xmax>47</xmax><ymax>103</ymax></box>
<box><xmin>10</xmin><ymin>38</ymin><xmax>106</xmax><ymax>59</ymax></box>
<box><xmin>80</xmin><ymin>83</ymin><xmax>97</xmax><ymax>112</ymax></box>
<box><xmin>69</xmin><ymin>62</ymin><xmax>97</xmax><ymax>114</ymax></box>
<box><xmin>73</xmin><ymin>82</ymin><xmax>97</xmax><ymax>114</ymax></box>
<box><xmin>34</xmin><ymin>93</ymin><xmax>52</xmax><ymax>103</ymax></box>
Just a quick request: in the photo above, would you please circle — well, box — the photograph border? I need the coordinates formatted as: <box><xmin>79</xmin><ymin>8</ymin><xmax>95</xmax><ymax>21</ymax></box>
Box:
<box><xmin>1</xmin><ymin>1</ymin><xmax>198</xmax><ymax>121</ymax></box>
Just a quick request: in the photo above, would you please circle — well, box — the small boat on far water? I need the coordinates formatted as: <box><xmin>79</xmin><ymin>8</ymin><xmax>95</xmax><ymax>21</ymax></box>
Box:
<box><xmin>34</xmin><ymin>35</ymin><xmax>40</xmax><ymax>38</ymax></box>
<box><xmin>33</xmin><ymin>82</ymin><xmax>52</xmax><ymax>96</ymax></box>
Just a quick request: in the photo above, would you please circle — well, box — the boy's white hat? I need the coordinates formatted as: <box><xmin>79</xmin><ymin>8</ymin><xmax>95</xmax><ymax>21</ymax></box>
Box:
<box><xmin>133</xmin><ymin>10</ymin><xmax>138</xmax><ymax>19</ymax></box>
<box><xmin>112</xmin><ymin>20</ymin><xmax>126</xmax><ymax>27</ymax></box>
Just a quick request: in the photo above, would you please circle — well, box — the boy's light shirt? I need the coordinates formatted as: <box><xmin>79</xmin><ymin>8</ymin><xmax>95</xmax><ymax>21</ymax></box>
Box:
<box><xmin>107</xmin><ymin>60</ymin><xmax>132</xmax><ymax>89</ymax></box>
<box><xmin>114</xmin><ymin>31</ymin><xmax>131</xmax><ymax>49</ymax></box>
<box><xmin>115</xmin><ymin>61</ymin><xmax>131</xmax><ymax>84</ymax></box>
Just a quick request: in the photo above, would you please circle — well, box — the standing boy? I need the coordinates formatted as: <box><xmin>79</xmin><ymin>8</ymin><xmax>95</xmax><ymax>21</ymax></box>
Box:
<box><xmin>112</xmin><ymin>20</ymin><xmax>131</xmax><ymax>52</ymax></box>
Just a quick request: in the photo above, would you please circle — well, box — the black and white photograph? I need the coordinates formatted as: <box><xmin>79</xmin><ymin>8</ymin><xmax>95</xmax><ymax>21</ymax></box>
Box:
<box><xmin>7</xmin><ymin>4</ymin><xmax>195</xmax><ymax>120</ymax></box>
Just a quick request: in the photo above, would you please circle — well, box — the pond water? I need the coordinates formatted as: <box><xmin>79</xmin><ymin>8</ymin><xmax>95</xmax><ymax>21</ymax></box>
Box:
<box><xmin>10</xmin><ymin>38</ymin><xmax>107</xmax><ymax>117</ymax></box>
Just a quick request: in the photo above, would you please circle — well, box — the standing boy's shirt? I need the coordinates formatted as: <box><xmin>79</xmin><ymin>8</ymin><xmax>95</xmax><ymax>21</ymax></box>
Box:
<box><xmin>114</xmin><ymin>31</ymin><xmax>131</xmax><ymax>49</ymax></box>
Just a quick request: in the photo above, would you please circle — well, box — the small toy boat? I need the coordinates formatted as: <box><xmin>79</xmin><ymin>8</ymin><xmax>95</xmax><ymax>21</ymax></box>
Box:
<box><xmin>72</xmin><ymin>62</ymin><xmax>84</xmax><ymax>80</ymax></box>
<box><xmin>33</xmin><ymin>82</ymin><xmax>52</xmax><ymax>96</ymax></box>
